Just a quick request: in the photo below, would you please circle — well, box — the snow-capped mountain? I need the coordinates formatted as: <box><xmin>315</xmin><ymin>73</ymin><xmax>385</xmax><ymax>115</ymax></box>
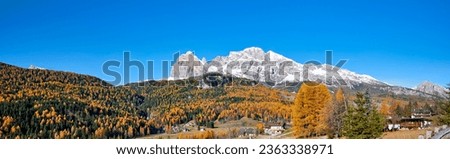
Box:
<box><xmin>28</xmin><ymin>65</ymin><xmax>46</xmax><ymax>70</ymax></box>
<box><xmin>213</xmin><ymin>47</ymin><xmax>385</xmax><ymax>88</ymax></box>
<box><xmin>171</xmin><ymin>47</ymin><xmax>385</xmax><ymax>88</ymax></box>
<box><xmin>209</xmin><ymin>47</ymin><xmax>301</xmax><ymax>84</ymax></box>
<box><xmin>415</xmin><ymin>81</ymin><xmax>447</xmax><ymax>98</ymax></box>
<box><xmin>169</xmin><ymin>51</ymin><xmax>205</xmax><ymax>80</ymax></box>
<box><xmin>169</xmin><ymin>47</ymin><xmax>444</xmax><ymax>98</ymax></box>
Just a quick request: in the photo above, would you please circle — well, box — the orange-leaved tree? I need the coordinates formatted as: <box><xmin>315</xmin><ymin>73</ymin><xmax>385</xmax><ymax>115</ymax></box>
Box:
<box><xmin>379</xmin><ymin>98</ymin><xmax>391</xmax><ymax>117</ymax></box>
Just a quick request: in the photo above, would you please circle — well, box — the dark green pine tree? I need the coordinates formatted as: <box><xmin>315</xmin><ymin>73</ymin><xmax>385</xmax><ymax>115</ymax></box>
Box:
<box><xmin>404</xmin><ymin>101</ymin><xmax>413</xmax><ymax>118</ymax></box>
<box><xmin>342</xmin><ymin>91</ymin><xmax>385</xmax><ymax>139</ymax></box>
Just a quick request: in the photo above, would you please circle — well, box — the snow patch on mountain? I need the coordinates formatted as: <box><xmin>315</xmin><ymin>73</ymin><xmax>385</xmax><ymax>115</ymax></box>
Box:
<box><xmin>28</xmin><ymin>65</ymin><xmax>46</xmax><ymax>70</ymax></box>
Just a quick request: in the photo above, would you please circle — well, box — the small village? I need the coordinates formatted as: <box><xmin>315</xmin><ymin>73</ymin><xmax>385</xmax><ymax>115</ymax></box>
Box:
<box><xmin>142</xmin><ymin>108</ymin><xmax>450</xmax><ymax>139</ymax></box>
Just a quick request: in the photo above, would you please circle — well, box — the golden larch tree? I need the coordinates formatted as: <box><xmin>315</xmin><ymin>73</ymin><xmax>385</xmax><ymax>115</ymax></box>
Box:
<box><xmin>379</xmin><ymin>98</ymin><xmax>391</xmax><ymax>117</ymax></box>
<box><xmin>292</xmin><ymin>82</ymin><xmax>331</xmax><ymax>138</ymax></box>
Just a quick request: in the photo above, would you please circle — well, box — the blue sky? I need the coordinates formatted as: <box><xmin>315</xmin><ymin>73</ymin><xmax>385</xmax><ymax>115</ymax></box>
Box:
<box><xmin>0</xmin><ymin>0</ymin><xmax>449</xmax><ymax>87</ymax></box>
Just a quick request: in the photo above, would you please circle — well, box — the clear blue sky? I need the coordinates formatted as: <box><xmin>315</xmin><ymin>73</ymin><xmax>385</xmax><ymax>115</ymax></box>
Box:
<box><xmin>0</xmin><ymin>0</ymin><xmax>449</xmax><ymax>87</ymax></box>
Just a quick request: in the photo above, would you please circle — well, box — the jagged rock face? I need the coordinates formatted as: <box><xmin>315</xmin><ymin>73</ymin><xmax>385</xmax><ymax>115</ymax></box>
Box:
<box><xmin>170</xmin><ymin>51</ymin><xmax>205</xmax><ymax>80</ymax></box>
<box><xmin>415</xmin><ymin>81</ymin><xmax>447</xmax><ymax>98</ymax></box>
<box><xmin>171</xmin><ymin>47</ymin><xmax>384</xmax><ymax>88</ymax></box>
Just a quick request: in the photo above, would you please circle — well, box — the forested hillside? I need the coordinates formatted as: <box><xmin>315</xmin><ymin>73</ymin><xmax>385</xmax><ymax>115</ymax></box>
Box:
<box><xmin>0</xmin><ymin>62</ymin><xmax>292</xmax><ymax>139</ymax></box>
<box><xmin>0</xmin><ymin>62</ymin><xmax>149</xmax><ymax>139</ymax></box>
<box><xmin>126</xmin><ymin>77</ymin><xmax>293</xmax><ymax>134</ymax></box>
<box><xmin>0</xmin><ymin>62</ymin><xmax>443</xmax><ymax>139</ymax></box>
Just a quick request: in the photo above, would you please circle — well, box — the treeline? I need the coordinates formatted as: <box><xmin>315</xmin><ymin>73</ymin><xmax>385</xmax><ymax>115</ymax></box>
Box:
<box><xmin>379</xmin><ymin>97</ymin><xmax>438</xmax><ymax>120</ymax></box>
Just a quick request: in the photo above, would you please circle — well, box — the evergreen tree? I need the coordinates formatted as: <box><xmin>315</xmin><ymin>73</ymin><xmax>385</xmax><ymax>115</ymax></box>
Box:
<box><xmin>394</xmin><ymin>104</ymin><xmax>404</xmax><ymax>118</ymax></box>
<box><xmin>438</xmin><ymin>85</ymin><xmax>450</xmax><ymax>125</ymax></box>
<box><xmin>292</xmin><ymin>82</ymin><xmax>331</xmax><ymax>138</ymax></box>
<box><xmin>403</xmin><ymin>101</ymin><xmax>413</xmax><ymax>118</ymax></box>
<box><xmin>342</xmin><ymin>91</ymin><xmax>385</xmax><ymax>139</ymax></box>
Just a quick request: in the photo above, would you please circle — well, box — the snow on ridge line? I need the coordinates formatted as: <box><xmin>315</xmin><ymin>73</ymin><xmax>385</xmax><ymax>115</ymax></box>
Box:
<box><xmin>170</xmin><ymin>47</ymin><xmax>385</xmax><ymax>87</ymax></box>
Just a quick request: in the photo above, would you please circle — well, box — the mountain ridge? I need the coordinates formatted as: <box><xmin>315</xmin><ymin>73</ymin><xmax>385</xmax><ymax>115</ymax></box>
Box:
<box><xmin>168</xmin><ymin>47</ymin><xmax>446</xmax><ymax>98</ymax></box>
<box><xmin>415</xmin><ymin>81</ymin><xmax>447</xmax><ymax>97</ymax></box>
